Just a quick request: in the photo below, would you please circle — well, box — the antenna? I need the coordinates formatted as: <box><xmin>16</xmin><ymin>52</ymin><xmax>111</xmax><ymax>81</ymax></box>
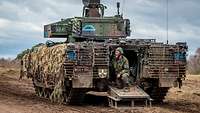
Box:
<box><xmin>117</xmin><ymin>2</ymin><xmax>120</xmax><ymax>15</ymax></box>
<box><xmin>166</xmin><ymin>0</ymin><xmax>169</xmax><ymax>44</ymax></box>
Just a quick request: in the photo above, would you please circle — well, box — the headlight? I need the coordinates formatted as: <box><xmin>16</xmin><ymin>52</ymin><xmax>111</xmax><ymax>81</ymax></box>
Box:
<box><xmin>98</xmin><ymin>69</ymin><xmax>108</xmax><ymax>78</ymax></box>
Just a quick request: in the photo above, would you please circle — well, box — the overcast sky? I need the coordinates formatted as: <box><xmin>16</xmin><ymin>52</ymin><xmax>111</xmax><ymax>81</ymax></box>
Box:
<box><xmin>0</xmin><ymin>0</ymin><xmax>199</xmax><ymax>58</ymax></box>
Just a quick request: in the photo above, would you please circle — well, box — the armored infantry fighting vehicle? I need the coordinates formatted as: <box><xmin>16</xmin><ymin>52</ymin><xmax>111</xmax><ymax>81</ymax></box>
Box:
<box><xmin>21</xmin><ymin>0</ymin><xmax>187</xmax><ymax>104</ymax></box>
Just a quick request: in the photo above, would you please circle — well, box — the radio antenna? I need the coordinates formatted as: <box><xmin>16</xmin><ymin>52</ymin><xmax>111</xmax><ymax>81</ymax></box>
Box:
<box><xmin>117</xmin><ymin>2</ymin><xmax>120</xmax><ymax>15</ymax></box>
<box><xmin>166</xmin><ymin>0</ymin><xmax>169</xmax><ymax>44</ymax></box>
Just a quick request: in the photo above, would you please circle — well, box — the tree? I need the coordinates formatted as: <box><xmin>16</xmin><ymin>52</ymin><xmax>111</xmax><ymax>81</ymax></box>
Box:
<box><xmin>188</xmin><ymin>48</ymin><xmax>200</xmax><ymax>74</ymax></box>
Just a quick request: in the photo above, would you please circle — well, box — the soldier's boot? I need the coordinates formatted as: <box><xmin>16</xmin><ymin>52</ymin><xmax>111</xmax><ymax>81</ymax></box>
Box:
<box><xmin>116</xmin><ymin>79</ymin><xmax>124</xmax><ymax>89</ymax></box>
<box><xmin>123</xmin><ymin>83</ymin><xmax>130</xmax><ymax>92</ymax></box>
<box><xmin>121</xmin><ymin>73</ymin><xmax>130</xmax><ymax>92</ymax></box>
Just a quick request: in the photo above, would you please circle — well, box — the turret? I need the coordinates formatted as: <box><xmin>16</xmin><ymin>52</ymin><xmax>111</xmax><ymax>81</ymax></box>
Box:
<box><xmin>44</xmin><ymin>0</ymin><xmax>131</xmax><ymax>42</ymax></box>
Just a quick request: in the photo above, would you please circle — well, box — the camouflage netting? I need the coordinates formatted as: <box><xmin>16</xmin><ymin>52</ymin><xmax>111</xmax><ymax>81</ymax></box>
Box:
<box><xmin>20</xmin><ymin>43</ymin><xmax>67</xmax><ymax>103</ymax></box>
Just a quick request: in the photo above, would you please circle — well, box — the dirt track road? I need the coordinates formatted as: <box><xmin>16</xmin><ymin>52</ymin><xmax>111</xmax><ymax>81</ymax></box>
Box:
<box><xmin>0</xmin><ymin>67</ymin><xmax>200</xmax><ymax>113</ymax></box>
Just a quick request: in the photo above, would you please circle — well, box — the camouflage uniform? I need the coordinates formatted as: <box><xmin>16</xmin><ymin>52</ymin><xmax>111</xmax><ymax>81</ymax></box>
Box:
<box><xmin>112</xmin><ymin>51</ymin><xmax>130</xmax><ymax>87</ymax></box>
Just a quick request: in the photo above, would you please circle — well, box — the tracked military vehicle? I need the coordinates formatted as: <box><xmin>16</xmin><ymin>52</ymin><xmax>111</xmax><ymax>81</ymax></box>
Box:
<box><xmin>21</xmin><ymin>0</ymin><xmax>187</xmax><ymax>104</ymax></box>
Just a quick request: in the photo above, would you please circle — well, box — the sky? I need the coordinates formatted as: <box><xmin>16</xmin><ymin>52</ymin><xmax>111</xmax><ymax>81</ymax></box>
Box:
<box><xmin>0</xmin><ymin>0</ymin><xmax>199</xmax><ymax>58</ymax></box>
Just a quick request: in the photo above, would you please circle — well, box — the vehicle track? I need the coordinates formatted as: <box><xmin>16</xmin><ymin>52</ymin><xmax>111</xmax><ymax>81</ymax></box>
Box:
<box><xmin>0</xmin><ymin>67</ymin><xmax>200</xmax><ymax>113</ymax></box>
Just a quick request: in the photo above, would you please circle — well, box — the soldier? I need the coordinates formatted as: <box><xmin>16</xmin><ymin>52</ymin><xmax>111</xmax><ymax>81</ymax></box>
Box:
<box><xmin>112</xmin><ymin>47</ymin><xmax>130</xmax><ymax>91</ymax></box>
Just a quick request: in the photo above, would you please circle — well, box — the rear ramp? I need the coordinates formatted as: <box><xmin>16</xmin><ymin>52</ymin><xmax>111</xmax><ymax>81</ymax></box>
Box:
<box><xmin>108</xmin><ymin>86</ymin><xmax>152</xmax><ymax>108</ymax></box>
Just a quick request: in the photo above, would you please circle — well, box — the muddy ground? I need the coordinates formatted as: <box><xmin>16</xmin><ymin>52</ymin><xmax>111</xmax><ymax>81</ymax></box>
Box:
<box><xmin>0</xmin><ymin>67</ymin><xmax>200</xmax><ymax>113</ymax></box>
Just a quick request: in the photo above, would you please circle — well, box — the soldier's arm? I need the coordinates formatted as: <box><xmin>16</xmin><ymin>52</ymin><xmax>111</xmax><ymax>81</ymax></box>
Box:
<box><xmin>119</xmin><ymin>58</ymin><xmax>129</xmax><ymax>75</ymax></box>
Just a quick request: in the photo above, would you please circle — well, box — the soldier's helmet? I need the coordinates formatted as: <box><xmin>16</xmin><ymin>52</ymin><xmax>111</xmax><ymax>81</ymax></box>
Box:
<box><xmin>116</xmin><ymin>47</ymin><xmax>124</xmax><ymax>54</ymax></box>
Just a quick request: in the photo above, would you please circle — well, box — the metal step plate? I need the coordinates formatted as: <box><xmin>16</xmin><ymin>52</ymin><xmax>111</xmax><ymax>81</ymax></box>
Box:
<box><xmin>109</xmin><ymin>86</ymin><xmax>150</xmax><ymax>99</ymax></box>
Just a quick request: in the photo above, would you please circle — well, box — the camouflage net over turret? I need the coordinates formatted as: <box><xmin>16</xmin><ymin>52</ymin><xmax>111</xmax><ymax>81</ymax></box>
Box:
<box><xmin>20</xmin><ymin>43</ymin><xmax>67</xmax><ymax>103</ymax></box>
